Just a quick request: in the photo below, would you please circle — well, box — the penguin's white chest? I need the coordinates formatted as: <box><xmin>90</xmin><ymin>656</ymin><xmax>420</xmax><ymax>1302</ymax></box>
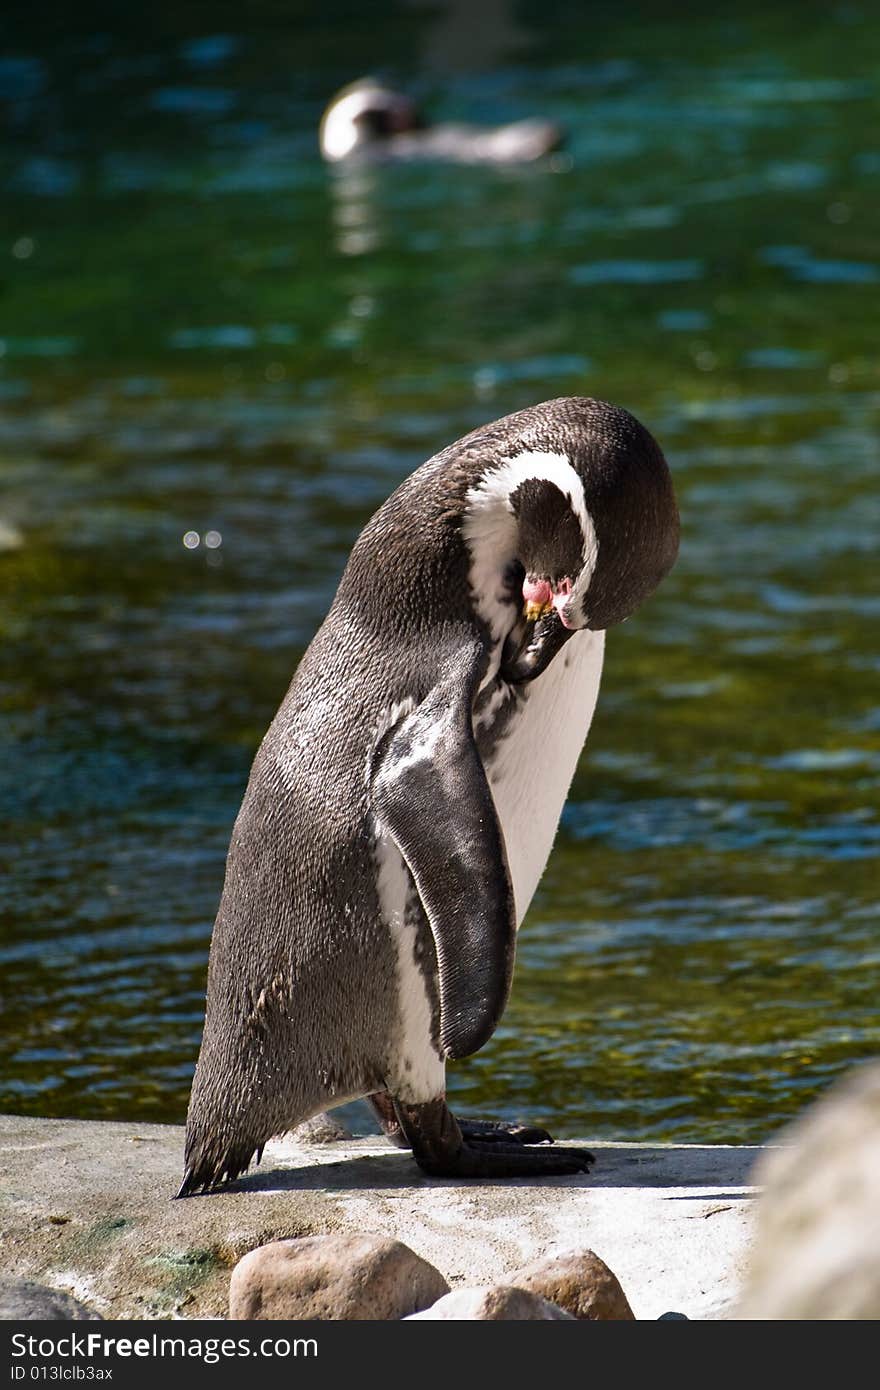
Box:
<box><xmin>482</xmin><ymin>629</ymin><xmax>605</xmax><ymax>924</ymax></box>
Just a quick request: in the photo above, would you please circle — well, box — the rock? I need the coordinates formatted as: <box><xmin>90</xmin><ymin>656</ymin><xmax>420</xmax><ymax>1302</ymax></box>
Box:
<box><xmin>738</xmin><ymin>1062</ymin><xmax>880</xmax><ymax>1319</ymax></box>
<box><xmin>229</xmin><ymin>1234</ymin><xmax>449</xmax><ymax>1320</ymax></box>
<box><xmin>500</xmin><ymin>1249</ymin><xmax>635</xmax><ymax>1320</ymax></box>
<box><xmin>0</xmin><ymin>1115</ymin><xmax>756</xmax><ymax>1320</ymax></box>
<box><xmin>0</xmin><ymin>1277</ymin><xmax>102</xmax><ymax>1320</ymax></box>
<box><xmin>406</xmin><ymin>1285</ymin><xmax>574</xmax><ymax>1319</ymax></box>
<box><xmin>288</xmin><ymin>1113</ymin><xmax>353</xmax><ymax>1144</ymax></box>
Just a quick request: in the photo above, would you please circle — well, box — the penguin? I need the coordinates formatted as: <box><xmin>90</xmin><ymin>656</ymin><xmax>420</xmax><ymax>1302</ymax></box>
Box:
<box><xmin>319</xmin><ymin>77</ymin><xmax>562</xmax><ymax>165</ymax></box>
<box><xmin>178</xmin><ymin>396</ymin><xmax>679</xmax><ymax>1195</ymax></box>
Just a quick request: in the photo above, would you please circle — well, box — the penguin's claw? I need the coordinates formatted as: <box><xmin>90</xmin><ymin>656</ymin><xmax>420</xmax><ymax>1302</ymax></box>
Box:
<box><xmin>457</xmin><ymin>1119</ymin><xmax>554</xmax><ymax>1146</ymax></box>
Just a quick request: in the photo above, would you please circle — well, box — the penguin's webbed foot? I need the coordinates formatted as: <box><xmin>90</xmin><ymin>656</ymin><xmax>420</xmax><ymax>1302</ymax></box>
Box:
<box><xmin>458</xmin><ymin>1118</ymin><xmax>553</xmax><ymax>1146</ymax></box>
<box><xmin>421</xmin><ymin>1139</ymin><xmax>594</xmax><ymax>1178</ymax></box>
<box><xmin>392</xmin><ymin>1097</ymin><xmax>593</xmax><ymax>1179</ymax></box>
<box><xmin>370</xmin><ymin>1092</ymin><xmax>554</xmax><ymax>1151</ymax></box>
<box><xmin>423</xmin><ymin>1135</ymin><xmax>594</xmax><ymax>1179</ymax></box>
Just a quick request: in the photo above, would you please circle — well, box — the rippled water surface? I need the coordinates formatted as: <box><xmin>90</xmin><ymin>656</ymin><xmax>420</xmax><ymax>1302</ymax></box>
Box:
<box><xmin>1</xmin><ymin>2</ymin><xmax>878</xmax><ymax>1143</ymax></box>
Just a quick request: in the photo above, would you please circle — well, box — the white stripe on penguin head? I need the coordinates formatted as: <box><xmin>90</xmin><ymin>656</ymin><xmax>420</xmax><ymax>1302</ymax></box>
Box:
<box><xmin>462</xmin><ymin>449</ymin><xmax>599</xmax><ymax>637</ymax></box>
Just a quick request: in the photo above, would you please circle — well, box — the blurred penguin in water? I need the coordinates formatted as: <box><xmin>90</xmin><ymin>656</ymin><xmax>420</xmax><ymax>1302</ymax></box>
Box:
<box><xmin>320</xmin><ymin>78</ymin><xmax>563</xmax><ymax>164</ymax></box>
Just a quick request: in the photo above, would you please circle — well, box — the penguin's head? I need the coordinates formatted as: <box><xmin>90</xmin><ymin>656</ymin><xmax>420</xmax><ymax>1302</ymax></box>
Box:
<box><xmin>320</xmin><ymin>79</ymin><xmax>422</xmax><ymax>161</ymax></box>
<box><xmin>461</xmin><ymin>397</ymin><xmax>679</xmax><ymax>678</ymax></box>
<box><xmin>509</xmin><ymin>473</ymin><xmax>594</xmax><ymax>631</ymax></box>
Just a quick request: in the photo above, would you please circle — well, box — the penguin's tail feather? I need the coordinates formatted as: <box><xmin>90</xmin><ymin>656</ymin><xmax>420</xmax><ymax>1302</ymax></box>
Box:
<box><xmin>175</xmin><ymin>1132</ymin><xmax>265</xmax><ymax>1199</ymax></box>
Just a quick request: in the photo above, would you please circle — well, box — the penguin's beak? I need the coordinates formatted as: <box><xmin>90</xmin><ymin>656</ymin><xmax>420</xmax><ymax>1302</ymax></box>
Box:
<box><xmin>523</xmin><ymin>597</ymin><xmax>553</xmax><ymax>623</ymax></box>
<box><xmin>522</xmin><ymin>576</ymin><xmax>554</xmax><ymax>624</ymax></box>
<box><xmin>501</xmin><ymin>609</ymin><xmax>573</xmax><ymax>684</ymax></box>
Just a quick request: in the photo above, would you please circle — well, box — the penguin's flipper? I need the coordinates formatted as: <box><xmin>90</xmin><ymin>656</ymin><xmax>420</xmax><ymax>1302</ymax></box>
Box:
<box><xmin>370</xmin><ymin>640</ymin><xmax>516</xmax><ymax>1062</ymax></box>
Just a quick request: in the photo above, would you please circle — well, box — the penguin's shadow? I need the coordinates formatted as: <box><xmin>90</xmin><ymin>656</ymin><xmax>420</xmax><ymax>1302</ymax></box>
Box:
<box><xmin>221</xmin><ymin>1143</ymin><xmax>762</xmax><ymax>1195</ymax></box>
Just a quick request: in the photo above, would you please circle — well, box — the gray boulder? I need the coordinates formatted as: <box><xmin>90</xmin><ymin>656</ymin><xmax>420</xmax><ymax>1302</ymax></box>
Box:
<box><xmin>0</xmin><ymin>1277</ymin><xmax>102</xmax><ymax>1320</ymax></box>
<box><xmin>499</xmin><ymin>1249</ymin><xmax>635</xmax><ymax>1320</ymax></box>
<box><xmin>739</xmin><ymin>1063</ymin><xmax>880</xmax><ymax>1319</ymax></box>
<box><xmin>407</xmin><ymin>1285</ymin><xmax>574</xmax><ymax>1319</ymax></box>
<box><xmin>229</xmin><ymin>1233</ymin><xmax>448</xmax><ymax>1320</ymax></box>
<box><xmin>288</xmin><ymin>1114</ymin><xmax>353</xmax><ymax>1144</ymax></box>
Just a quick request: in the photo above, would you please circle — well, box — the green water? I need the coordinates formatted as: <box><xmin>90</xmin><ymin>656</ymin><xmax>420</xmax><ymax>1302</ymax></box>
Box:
<box><xmin>1</xmin><ymin>2</ymin><xmax>878</xmax><ymax>1144</ymax></box>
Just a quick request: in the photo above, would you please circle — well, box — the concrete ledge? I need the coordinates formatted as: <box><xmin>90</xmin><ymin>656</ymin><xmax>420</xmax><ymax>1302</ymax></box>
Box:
<box><xmin>0</xmin><ymin>1115</ymin><xmax>758</xmax><ymax>1320</ymax></box>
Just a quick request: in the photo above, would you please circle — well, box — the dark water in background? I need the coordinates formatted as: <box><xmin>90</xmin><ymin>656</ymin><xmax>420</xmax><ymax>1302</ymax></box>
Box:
<box><xmin>1</xmin><ymin>2</ymin><xmax>878</xmax><ymax>1144</ymax></box>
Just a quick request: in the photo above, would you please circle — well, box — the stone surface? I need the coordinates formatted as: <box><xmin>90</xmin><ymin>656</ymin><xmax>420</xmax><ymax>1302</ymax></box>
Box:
<box><xmin>0</xmin><ymin>1276</ymin><xmax>102</xmax><ymax>1321</ymax></box>
<box><xmin>407</xmin><ymin>1284</ymin><xmax>574</xmax><ymax>1319</ymax></box>
<box><xmin>289</xmin><ymin>1114</ymin><xmax>354</xmax><ymax>1144</ymax></box>
<box><xmin>500</xmin><ymin>1249</ymin><xmax>635</xmax><ymax>1319</ymax></box>
<box><xmin>738</xmin><ymin>1063</ymin><xmax>880</xmax><ymax>1320</ymax></box>
<box><xmin>230</xmin><ymin>1233</ymin><xmax>448</xmax><ymax>1319</ymax></box>
<box><xmin>0</xmin><ymin>1114</ymin><xmax>757</xmax><ymax>1319</ymax></box>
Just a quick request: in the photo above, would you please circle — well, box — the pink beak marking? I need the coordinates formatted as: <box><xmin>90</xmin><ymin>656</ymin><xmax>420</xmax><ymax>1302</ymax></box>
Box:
<box><xmin>522</xmin><ymin>576</ymin><xmax>552</xmax><ymax>607</ymax></box>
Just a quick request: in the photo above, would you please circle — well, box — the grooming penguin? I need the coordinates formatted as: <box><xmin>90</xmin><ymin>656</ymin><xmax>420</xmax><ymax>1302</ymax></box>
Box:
<box><xmin>319</xmin><ymin>77</ymin><xmax>562</xmax><ymax>165</ymax></box>
<box><xmin>179</xmin><ymin>397</ymin><xmax>679</xmax><ymax>1194</ymax></box>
